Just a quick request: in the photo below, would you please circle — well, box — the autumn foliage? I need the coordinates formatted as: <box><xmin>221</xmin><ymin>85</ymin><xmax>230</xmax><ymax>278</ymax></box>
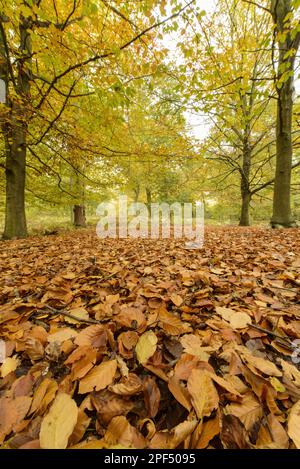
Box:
<box><xmin>0</xmin><ymin>227</ymin><xmax>300</xmax><ymax>449</ymax></box>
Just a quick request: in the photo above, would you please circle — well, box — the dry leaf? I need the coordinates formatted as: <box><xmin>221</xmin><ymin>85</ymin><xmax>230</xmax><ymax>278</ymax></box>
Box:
<box><xmin>196</xmin><ymin>415</ymin><xmax>220</xmax><ymax>449</ymax></box>
<box><xmin>225</xmin><ymin>391</ymin><xmax>262</xmax><ymax>430</ymax></box>
<box><xmin>187</xmin><ymin>369</ymin><xmax>219</xmax><ymax>419</ymax></box>
<box><xmin>0</xmin><ymin>356</ymin><xmax>19</xmax><ymax>378</ymax></box>
<box><xmin>168</xmin><ymin>376</ymin><xmax>192</xmax><ymax>411</ymax></box>
<box><xmin>158</xmin><ymin>307</ymin><xmax>192</xmax><ymax>336</ymax></box>
<box><xmin>40</xmin><ymin>393</ymin><xmax>78</xmax><ymax>449</ymax></box>
<box><xmin>180</xmin><ymin>334</ymin><xmax>209</xmax><ymax>361</ymax></box>
<box><xmin>109</xmin><ymin>373</ymin><xmax>143</xmax><ymax>396</ymax></box>
<box><xmin>135</xmin><ymin>331</ymin><xmax>157</xmax><ymax>364</ymax></box>
<box><xmin>78</xmin><ymin>359</ymin><xmax>117</xmax><ymax>394</ymax></box>
<box><xmin>288</xmin><ymin>400</ymin><xmax>300</xmax><ymax>449</ymax></box>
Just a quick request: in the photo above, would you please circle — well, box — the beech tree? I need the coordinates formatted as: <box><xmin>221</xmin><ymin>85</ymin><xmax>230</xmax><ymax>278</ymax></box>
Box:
<box><xmin>270</xmin><ymin>0</ymin><xmax>300</xmax><ymax>227</ymax></box>
<box><xmin>0</xmin><ymin>0</ymin><xmax>192</xmax><ymax>239</ymax></box>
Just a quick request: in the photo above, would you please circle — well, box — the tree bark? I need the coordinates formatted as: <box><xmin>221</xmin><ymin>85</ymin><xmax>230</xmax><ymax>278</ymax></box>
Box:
<box><xmin>239</xmin><ymin>137</ymin><xmax>251</xmax><ymax>226</ymax></box>
<box><xmin>3</xmin><ymin>124</ymin><xmax>27</xmax><ymax>238</ymax></box>
<box><xmin>271</xmin><ymin>0</ymin><xmax>300</xmax><ymax>227</ymax></box>
<box><xmin>73</xmin><ymin>204</ymin><xmax>86</xmax><ymax>227</ymax></box>
<box><xmin>1</xmin><ymin>15</ymin><xmax>31</xmax><ymax>238</ymax></box>
<box><xmin>271</xmin><ymin>79</ymin><xmax>294</xmax><ymax>227</ymax></box>
<box><xmin>239</xmin><ymin>191</ymin><xmax>251</xmax><ymax>226</ymax></box>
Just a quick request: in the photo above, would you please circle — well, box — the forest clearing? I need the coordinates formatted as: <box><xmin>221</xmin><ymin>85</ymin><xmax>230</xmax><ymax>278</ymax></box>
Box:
<box><xmin>0</xmin><ymin>0</ymin><xmax>300</xmax><ymax>456</ymax></box>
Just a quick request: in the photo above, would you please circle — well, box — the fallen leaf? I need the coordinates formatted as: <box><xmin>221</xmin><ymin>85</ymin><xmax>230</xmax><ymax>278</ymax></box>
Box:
<box><xmin>109</xmin><ymin>373</ymin><xmax>143</xmax><ymax>396</ymax></box>
<box><xmin>0</xmin><ymin>356</ymin><xmax>19</xmax><ymax>378</ymax></box>
<box><xmin>187</xmin><ymin>369</ymin><xmax>219</xmax><ymax>419</ymax></box>
<box><xmin>135</xmin><ymin>331</ymin><xmax>157</xmax><ymax>364</ymax></box>
<box><xmin>288</xmin><ymin>400</ymin><xmax>300</xmax><ymax>449</ymax></box>
<box><xmin>78</xmin><ymin>359</ymin><xmax>117</xmax><ymax>394</ymax></box>
<box><xmin>158</xmin><ymin>307</ymin><xmax>192</xmax><ymax>336</ymax></box>
<box><xmin>40</xmin><ymin>393</ymin><xmax>78</xmax><ymax>449</ymax></box>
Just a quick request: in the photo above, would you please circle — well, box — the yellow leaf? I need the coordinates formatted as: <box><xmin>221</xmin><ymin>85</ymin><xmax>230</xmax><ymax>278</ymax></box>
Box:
<box><xmin>269</xmin><ymin>377</ymin><xmax>286</xmax><ymax>393</ymax></box>
<box><xmin>158</xmin><ymin>307</ymin><xmax>192</xmax><ymax>335</ymax></box>
<box><xmin>230</xmin><ymin>312</ymin><xmax>251</xmax><ymax>329</ymax></box>
<box><xmin>0</xmin><ymin>357</ymin><xmax>19</xmax><ymax>378</ymax></box>
<box><xmin>40</xmin><ymin>393</ymin><xmax>78</xmax><ymax>449</ymax></box>
<box><xmin>47</xmin><ymin>327</ymin><xmax>78</xmax><ymax>344</ymax></box>
<box><xmin>288</xmin><ymin>400</ymin><xmax>300</xmax><ymax>449</ymax></box>
<box><xmin>242</xmin><ymin>353</ymin><xmax>282</xmax><ymax>377</ymax></box>
<box><xmin>170</xmin><ymin>293</ymin><xmax>183</xmax><ymax>307</ymax></box>
<box><xmin>65</xmin><ymin>307</ymin><xmax>90</xmax><ymax>324</ymax></box>
<box><xmin>135</xmin><ymin>331</ymin><xmax>157</xmax><ymax>364</ymax></box>
<box><xmin>180</xmin><ymin>334</ymin><xmax>209</xmax><ymax>361</ymax></box>
<box><xmin>78</xmin><ymin>359</ymin><xmax>117</xmax><ymax>394</ymax></box>
<box><xmin>187</xmin><ymin>369</ymin><xmax>219</xmax><ymax>419</ymax></box>
<box><xmin>216</xmin><ymin>307</ymin><xmax>251</xmax><ymax>329</ymax></box>
<box><xmin>225</xmin><ymin>391</ymin><xmax>262</xmax><ymax>430</ymax></box>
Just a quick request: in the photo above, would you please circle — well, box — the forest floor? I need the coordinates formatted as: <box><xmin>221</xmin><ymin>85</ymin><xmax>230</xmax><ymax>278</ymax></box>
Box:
<box><xmin>0</xmin><ymin>226</ymin><xmax>300</xmax><ymax>449</ymax></box>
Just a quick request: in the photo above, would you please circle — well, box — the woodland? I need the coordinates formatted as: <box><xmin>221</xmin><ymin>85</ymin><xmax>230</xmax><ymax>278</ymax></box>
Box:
<box><xmin>0</xmin><ymin>0</ymin><xmax>300</xmax><ymax>452</ymax></box>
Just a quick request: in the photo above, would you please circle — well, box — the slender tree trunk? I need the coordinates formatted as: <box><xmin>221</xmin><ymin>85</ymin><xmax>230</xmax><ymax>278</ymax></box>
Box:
<box><xmin>271</xmin><ymin>73</ymin><xmax>295</xmax><ymax>227</ymax></box>
<box><xmin>146</xmin><ymin>187</ymin><xmax>152</xmax><ymax>205</ymax></box>
<box><xmin>3</xmin><ymin>123</ymin><xmax>27</xmax><ymax>238</ymax></box>
<box><xmin>239</xmin><ymin>139</ymin><xmax>251</xmax><ymax>226</ymax></box>
<box><xmin>133</xmin><ymin>184</ymin><xmax>140</xmax><ymax>202</ymax></box>
<box><xmin>2</xmin><ymin>15</ymin><xmax>32</xmax><ymax>238</ymax></box>
<box><xmin>239</xmin><ymin>191</ymin><xmax>251</xmax><ymax>226</ymax></box>
<box><xmin>271</xmin><ymin>0</ymin><xmax>299</xmax><ymax>227</ymax></box>
<box><xmin>73</xmin><ymin>204</ymin><xmax>86</xmax><ymax>227</ymax></box>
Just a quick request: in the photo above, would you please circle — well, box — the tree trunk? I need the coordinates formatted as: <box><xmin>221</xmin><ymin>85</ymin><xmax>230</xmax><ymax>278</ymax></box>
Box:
<box><xmin>239</xmin><ymin>138</ymin><xmax>251</xmax><ymax>226</ymax></box>
<box><xmin>271</xmin><ymin>74</ymin><xmax>295</xmax><ymax>227</ymax></box>
<box><xmin>271</xmin><ymin>0</ymin><xmax>299</xmax><ymax>228</ymax></box>
<box><xmin>1</xmin><ymin>15</ymin><xmax>32</xmax><ymax>239</ymax></box>
<box><xmin>73</xmin><ymin>204</ymin><xmax>86</xmax><ymax>227</ymax></box>
<box><xmin>239</xmin><ymin>191</ymin><xmax>251</xmax><ymax>226</ymax></box>
<box><xmin>146</xmin><ymin>187</ymin><xmax>152</xmax><ymax>206</ymax></box>
<box><xmin>133</xmin><ymin>184</ymin><xmax>140</xmax><ymax>203</ymax></box>
<box><xmin>3</xmin><ymin>129</ymin><xmax>27</xmax><ymax>238</ymax></box>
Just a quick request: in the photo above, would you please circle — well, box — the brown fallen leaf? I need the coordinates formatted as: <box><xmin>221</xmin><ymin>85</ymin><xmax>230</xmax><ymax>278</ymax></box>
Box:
<box><xmin>225</xmin><ymin>391</ymin><xmax>262</xmax><ymax>431</ymax></box>
<box><xmin>91</xmin><ymin>390</ymin><xmax>135</xmax><ymax>424</ymax></box>
<box><xmin>74</xmin><ymin>325</ymin><xmax>107</xmax><ymax>348</ymax></box>
<box><xmin>150</xmin><ymin>420</ymin><xmax>197</xmax><ymax>449</ymax></box>
<box><xmin>170</xmin><ymin>293</ymin><xmax>183</xmax><ymax>307</ymax></box>
<box><xmin>68</xmin><ymin>409</ymin><xmax>91</xmax><ymax>446</ymax></box>
<box><xmin>220</xmin><ymin>414</ymin><xmax>252</xmax><ymax>449</ymax></box>
<box><xmin>216</xmin><ymin>306</ymin><xmax>251</xmax><ymax>329</ymax></box>
<box><xmin>196</xmin><ymin>415</ymin><xmax>220</xmax><ymax>449</ymax></box>
<box><xmin>115</xmin><ymin>307</ymin><xmax>147</xmax><ymax>332</ymax></box>
<box><xmin>288</xmin><ymin>400</ymin><xmax>300</xmax><ymax>449</ymax></box>
<box><xmin>0</xmin><ymin>356</ymin><xmax>19</xmax><ymax>378</ymax></box>
<box><xmin>174</xmin><ymin>354</ymin><xmax>202</xmax><ymax>380</ymax></box>
<box><xmin>168</xmin><ymin>376</ymin><xmax>192</xmax><ymax>411</ymax></box>
<box><xmin>104</xmin><ymin>416</ymin><xmax>146</xmax><ymax>449</ymax></box>
<box><xmin>78</xmin><ymin>359</ymin><xmax>117</xmax><ymax>394</ymax></box>
<box><xmin>180</xmin><ymin>334</ymin><xmax>210</xmax><ymax>361</ymax></box>
<box><xmin>40</xmin><ymin>393</ymin><xmax>78</xmax><ymax>449</ymax></box>
<box><xmin>158</xmin><ymin>307</ymin><xmax>192</xmax><ymax>336</ymax></box>
<box><xmin>241</xmin><ymin>351</ymin><xmax>282</xmax><ymax>377</ymax></box>
<box><xmin>30</xmin><ymin>378</ymin><xmax>58</xmax><ymax>416</ymax></box>
<box><xmin>187</xmin><ymin>369</ymin><xmax>219</xmax><ymax>419</ymax></box>
<box><xmin>135</xmin><ymin>331</ymin><xmax>157</xmax><ymax>364</ymax></box>
<box><xmin>0</xmin><ymin>396</ymin><xmax>31</xmax><ymax>443</ymax></box>
<box><xmin>47</xmin><ymin>327</ymin><xmax>78</xmax><ymax>345</ymax></box>
<box><xmin>143</xmin><ymin>376</ymin><xmax>161</xmax><ymax>418</ymax></box>
<box><xmin>109</xmin><ymin>373</ymin><xmax>143</xmax><ymax>396</ymax></box>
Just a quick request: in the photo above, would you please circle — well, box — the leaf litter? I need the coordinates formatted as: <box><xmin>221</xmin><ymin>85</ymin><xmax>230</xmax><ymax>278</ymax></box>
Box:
<box><xmin>0</xmin><ymin>226</ymin><xmax>299</xmax><ymax>449</ymax></box>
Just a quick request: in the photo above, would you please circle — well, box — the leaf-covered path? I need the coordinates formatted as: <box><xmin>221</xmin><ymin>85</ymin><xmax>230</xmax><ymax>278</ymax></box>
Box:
<box><xmin>0</xmin><ymin>227</ymin><xmax>300</xmax><ymax>449</ymax></box>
